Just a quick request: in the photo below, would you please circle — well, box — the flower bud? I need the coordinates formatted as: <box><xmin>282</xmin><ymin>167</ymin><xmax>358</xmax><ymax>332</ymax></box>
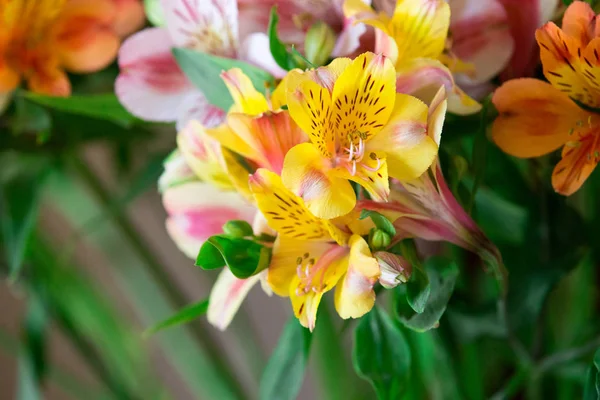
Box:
<box><xmin>304</xmin><ymin>22</ymin><xmax>336</xmax><ymax>67</ymax></box>
<box><xmin>222</xmin><ymin>220</ymin><xmax>254</xmax><ymax>238</ymax></box>
<box><xmin>374</xmin><ymin>252</ymin><xmax>412</xmax><ymax>288</ymax></box>
<box><xmin>369</xmin><ymin>229</ymin><xmax>391</xmax><ymax>251</ymax></box>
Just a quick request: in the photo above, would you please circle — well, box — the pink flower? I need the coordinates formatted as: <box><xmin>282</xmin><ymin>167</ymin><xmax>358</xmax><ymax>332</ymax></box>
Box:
<box><xmin>115</xmin><ymin>0</ymin><xmax>284</xmax><ymax>129</ymax></box>
<box><xmin>160</xmin><ymin>152</ymin><xmax>273</xmax><ymax>330</ymax></box>
<box><xmin>238</xmin><ymin>0</ymin><xmax>371</xmax><ymax>58</ymax></box>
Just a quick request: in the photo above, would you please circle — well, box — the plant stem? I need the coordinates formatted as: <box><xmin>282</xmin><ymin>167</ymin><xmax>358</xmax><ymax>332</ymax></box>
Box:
<box><xmin>314</xmin><ymin>300</ymin><xmax>355</xmax><ymax>400</ymax></box>
<box><xmin>536</xmin><ymin>336</ymin><xmax>600</xmax><ymax>375</ymax></box>
<box><xmin>489</xmin><ymin>368</ymin><xmax>529</xmax><ymax>400</ymax></box>
<box><xmin>69</xmin><ymin>155</ymin><xmax>246</xmax><ymax>399</ymax></box>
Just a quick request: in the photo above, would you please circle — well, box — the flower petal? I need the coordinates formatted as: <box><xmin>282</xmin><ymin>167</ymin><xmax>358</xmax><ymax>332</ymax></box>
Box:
<box><xmin>395</xmin><ymin>57</ymin><xmax>481</xmax><ymax>115</ymax></box>
<box><xmin>287</xmin><ymin>76</ymin><xmax>336</xmax><ymax>157</ymax></box>
<box><xmin>161</xmin><ymin>0</ymin><xmax>239</xmax><ymax>57</ymax></box>
<box><xmin>163</xmin><ymin>181</ymin><xmax>256</xmax><ymax>258</ymax></box>
<box><xmin>536</xmin><ymin>22</ymin><xmax>600</xmax><ymax>108</ymax></box>
<box><xmin>111</xmin><ymin>0</ymin><xmax>146</xmax><ymax>37</ymax></box>
<box><xmin>450</xmin><ymin>0</ymin><xmax>514</xmax><ymax>84</ymax></box>
<box><xmin>334</xmin><ymin>235</ymin><xmax>379</xmax><ymax>319</ymax></box>
<box><xmin>561</xmin><ymin>0</ymin><xmax>596</xmax><ymax>44</ymax></box>
<box><xmin>290</xmin><ymin>246</ymin><xmax>349</xmax><ymax>331</ymax></box>
<box><xmin>389</xmin><ymin>0</ymin><xmax>450</xmax><ymax>60</ymax></box>
<box><xmin>54</xmin><ymin>0</ymin><xmax>120</xmax><ymax>73</ymax></box>
<box><xmin>158</xmin><ymin>150</ymin><xmax>198</xmax><ymax>192</ymax></box>
<box><xmin>249</xmin><ymin>168</ymin><xmax>348</xmax><ymax>243</ymax></box>
<box><xmin>282</xmin><ymin>143</ymin><xmax>357</xmax><ymax>220</ymax></box>
<box><xmin>492</xmin><ymin>79</ymin><xmax>589</xmax><ymax>158</ymax></box>
<box><xmin>552</xmin><ymin>134</ymin><xmax>600</xmax><ymax>196</ymax></box>
<box><xmin>332</xmin><ymin>18</ymin><xmax>367</xmax><ymax>57</ymax></box>
<box><xmin>28</xmin><ymin>67</ymin><xmax>71</xmax><ymax>96</ymax></box>
<box><xmin>238</xmin><ymin>33</ymin><xmax>288</xmax><ymax>79</ymax></box>
<box><xmin>224</xmin><ymin>111</ymin><xmax>307</xmax><ymax>174</ymax></box>
<box><xmin>176</xmin><ymin>91</ymin><xmax>226</xmax><ymax>131</ymax></box>
<box><xmin>268</xmin><ymin>236</ymin><xmax>339</xmax><ymax>296</ymax></box>
<box><xmin>221</xmin><ymin>68</ymin><xmax>269</xmax><ymax>115</ymax></box>
<box><xmin>116</xmin><ymin>28</ymin><xmax>192</xmax><ymax>122</ymax></box>
<box><xmin>177</xmin><ymin>120</ymin><xmax>235</xmax><ymax>189</ymax></box>
<box><xmin>331</xmin><ymin>52</ymin><xmax>396</xmax><ymax>144</ymax></box>
<box><xmin>367</xmin><ymin>93</ymin><xmax>438</xmax><ymax>181</ymax></box>
<box><xmin>207</xmin><ymin>268</ymin><xmax>262</xmax><ymax>330</ymax></box>
<box><xmin>0</xmin><ymin>60</ymin><xmax>20</xmax><ymax>92</ymax></box>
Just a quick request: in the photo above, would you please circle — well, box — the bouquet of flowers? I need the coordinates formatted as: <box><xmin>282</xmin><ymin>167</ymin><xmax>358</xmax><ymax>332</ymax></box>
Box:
<box><xmin>2</xmin><ymin>0</ymin><xmax>600</xmax><ymax>399</ymax></box>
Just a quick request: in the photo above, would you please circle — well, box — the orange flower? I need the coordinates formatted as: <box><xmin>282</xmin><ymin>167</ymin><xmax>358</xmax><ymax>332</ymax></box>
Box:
<box><xmin>492</xmin><ymin>1</ymin><xmax>600</xmax><ymax>196</ymax></box>
<box><xmin>0</xmin><ymin>0</ymin><xmax>143</xmax><ymax>96</ymax></box>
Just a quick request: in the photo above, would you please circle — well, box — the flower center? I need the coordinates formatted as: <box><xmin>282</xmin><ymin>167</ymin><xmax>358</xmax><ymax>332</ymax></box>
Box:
<box><xmin>333</xmin><ymin>132</ymin><xmax>383</xmax><ymax>176</ymax></box>
<box><xmin>295</xmin><ymin>253</ymin><xmax>325</xmax><ymax>295</ymax></box>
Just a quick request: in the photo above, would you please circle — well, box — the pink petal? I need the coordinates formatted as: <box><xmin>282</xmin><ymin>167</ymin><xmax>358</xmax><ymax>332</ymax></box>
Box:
<box><xmin>450</xmin><ymin>0</ymin><xmax>514</xmax><ymax>84</ymax></box>
<box><xmin>208</xmin><ymin>268</ymin><xmax>265</xmax><ymax>330</ymax></box>
<box><xmin>176</xmin><ymin>91</ymin><xmax>226</xmax><ymax>131</ymax></box>
<box><xmin>116</xmin><ymin>28</ymin><xmax>192</xmax><ymax>122</ymax></box>
<box><xmin>163</xmin><ymin>181</ymin><xmax>256</xmax><ymax>258</ymax></box>
<box><xmin>161</xmin><ymin>0</ymin><xmax>239</xmax><ymax>57</ymax></box>
<box><xmin>332</xmin><ymin>18</ymin><xmax>367</xmax><ymax>57</ymax></box>
<box><xmin>238</xmin><ymin>33</ymin><xmax>288</xmax><ymax>79</ymax></box>
<box><xmin>498</xmin><ymin>0</ymin><xmax>560</xmax><ymax>79</ymax></box>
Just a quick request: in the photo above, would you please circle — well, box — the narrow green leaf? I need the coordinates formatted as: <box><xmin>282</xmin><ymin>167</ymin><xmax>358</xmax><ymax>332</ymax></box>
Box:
<box><xmin>0</xmin><ymin>161</ymin><xmax>49</xmax><ymax>281</ymax></box>
<box><xmin>144</xmin><ymin>299</ymin><xmax>209</xmax><ymax>337</ymax></box>
<box><xmin>173</xmin><ymin>47</ymin><xmax>274</xmax><ymax>111</ymax></box>
<box><xmin>360</xmin><ymin>209</ymin><xmax>396</xmax><ymax>236</ymax></box>
<box><xmin>23</xmin><ymin>92</ymin><xmax>135</xmax><ymax>127</ymax></box>
<box><xmin>395</xmin><ymin>257</ymin><xmax>459</xmax><ymax>332</ymax></box>
<box><xmin>268</xmin><ymin>7</ymin><xmax>297</xmax><ymax>70</ymax></box>
<box><xmin>196</xmin><ymin>235</ymin><xmax>271</xmax><ymax>279</ymax></box>
<box><xmin>353</xmin><ymin>307</ymin><xmax>411</xmax><ymax>400</ymax></box>
<box><xmin>259</xmin><ymin>318</ymin><xmax>312</xmax><ymax>400</ymax></box>
<box><xmin>594</xmin><ymin>348</ymin><xmax>600</xmax><ymax>396</ymax></box>
<box><xmin>468</xmin><ymin>96</ymin><xmax>495</xmax><ymax>212</ymax></box>
<box><xmin>17</xmin><ymin>347</ymin><xmax>41</xmax><ymax>400</ymax></box>
<box><xmin>24</xmin><ymin>293</ymin><xmax>48</xmax><ymax>383</ymax></box>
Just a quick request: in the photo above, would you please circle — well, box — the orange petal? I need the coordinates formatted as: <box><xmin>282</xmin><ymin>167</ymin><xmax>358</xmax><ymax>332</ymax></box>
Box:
<box><xmin>55</xmin><ymin>0</ymin><xmax>119</xmax><ymax>72</ymax></box>
<box><xmin>28</xmin><ymin>68</ymin><xmax>71</xmax><ymax>96</ymax></box>
<box><xmin>0</xmin><ymin>60</ymin><xmax>20</xmax><ymax>92</ymax></box>
<box><xmin>536</xmin><ymin>22</ymin><xmax>600</xmax><ymax>108</ymax></box>
<box><xmin>552</xmin><ymin>133</ymin><xmax>600</xmax><ymax>196</ymax></box>
<box><xmin>492</xmin><ymin>78</ymin><xmax>590</xmax><ymax>158</ymax></box>
<box><xmin>561</xmin><ymin>1</ymin><xmax>596</xmax><ymax>44</ymax></box>
<box><xmin>111</xmin><ymin>0</ymin><xmax>146</xmax><ymax>37</ymax></box>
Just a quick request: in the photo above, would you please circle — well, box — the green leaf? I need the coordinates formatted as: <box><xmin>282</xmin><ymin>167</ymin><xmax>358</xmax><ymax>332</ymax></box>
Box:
<box><xmin>397</xmin><ymin>240</ymin><xmax>430</xmax><ymax>313</ymax></box>
<box><xmin>144</xmin><ymin>299</ymin><xmax>209</xmax><ymax>336</ymax></box>
<box><xmin>11</xmin><ymin>97</ymin><xmax>51</xmax><ymax>136</ymax></box>
<box><xmin>395</xmin><ymin>257</ymin><xmax>459</xmax><ymax>332</ymax></box>
<box><xmin>22</xmin><ymin>92</ymin><xmax>135</xmax><ymax>127</ymax></box>
<box><xmin>475</xmin><ymin>187</ymin><xmax>528</xmax><ymax>246</ymax></box>
<box><xmin>196</xmin><ymin>235</ymin><xmax>272</xmax><ymax>279</ymax></box>
<box><xmin>24</xmin><ymin>292</ymin><xmax>48</xmax><ymax>383</ymax></box>
<box><xmin>0</xmin><ymin>160</ymin><xmax>49</xmax><ymax>281</ymax></box>
<box><xmin>259</xmin><ymin>318</ymin><xmax>312</xmax><ymax>400</ymax></box>
<box><xmin>268</xmin><ymin>7</ymin><xmax>297</xmax><ymax>70</ymax></box>
<box><xmin>353</xmin><ymin>307</ymin><xmax>411</xmax><ymax>399</ymax></box>
<box><xmin>360</xmin><ymin>209</ymin><xmax>396</xmax><ymax>236</ymax></box>
<box><xmin>173</xmin><ymin>48</ymin><xmax>274</xmax><ymax>111</ymax></box>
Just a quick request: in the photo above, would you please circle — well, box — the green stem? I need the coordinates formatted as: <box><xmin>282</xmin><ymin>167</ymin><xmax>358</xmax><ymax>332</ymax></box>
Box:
<box><xmin>314</xmin><ymin>300</ymin><xmax>355</xmax><ymax>400</ymax></box>
<box><xmin>489</xmin><ymin>368</ymin><xmax>529</xmax><ymax>400</ymax></box>
<box><xmin>536</xmin><ymin>336</ymin><xmax>600</xmax><ymax>375</ymax></box>
<box><xmin>69</xmin><ymin>155</ymin><xmax>246</xmax><ymax>399</ymax></box>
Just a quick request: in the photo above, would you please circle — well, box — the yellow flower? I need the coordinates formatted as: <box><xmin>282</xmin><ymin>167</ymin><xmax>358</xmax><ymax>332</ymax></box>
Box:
<box><xmin>249</xmin><ymin>169</ymin><xmax>380</xmax><ymax>331</ymax></box>
<box><xmin>283</xmin><ymin>52</ymin><xmax>439</xmax><ymax>219</ymax></box>
<box><xmin>344</xmin><ymin>0</ymin><xmax>480</xmax><ymax>115</ymax></box>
